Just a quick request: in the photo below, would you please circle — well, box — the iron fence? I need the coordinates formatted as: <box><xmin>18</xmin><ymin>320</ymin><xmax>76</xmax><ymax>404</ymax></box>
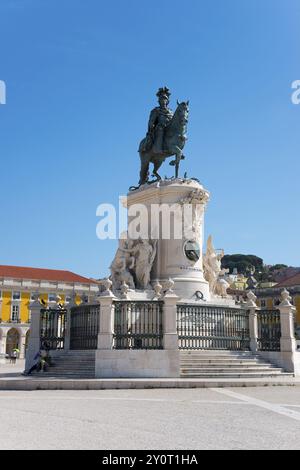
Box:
<box><xmin>113</xmin><ymin>301</ymin><xmax>163</xmax><ymax>350</ymax></box>
<box><xmin>40</xmin><ymin>308</ymin><xmax>67</xmax><ymax>350</ymax></box>
<box><xmin>257</xmin><ymin>309</ymin><xmax>281</xmax><ymax>351</ymax></box>
<box><xmin>177</xmin><ymin>304</ymin><xmax>250</xmax><ymax>350</ymax></box>
<box><xmin>70</xmin><ymin>304</ymin><xmax>100</xmax><ymax>350</ymax></box>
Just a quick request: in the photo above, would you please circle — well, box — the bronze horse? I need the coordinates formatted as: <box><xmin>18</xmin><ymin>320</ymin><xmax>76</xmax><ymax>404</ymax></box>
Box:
<box><xmin>138</xmin><ymin>101</ymin><xmax>189</xmax><ymax>185</ymax></box>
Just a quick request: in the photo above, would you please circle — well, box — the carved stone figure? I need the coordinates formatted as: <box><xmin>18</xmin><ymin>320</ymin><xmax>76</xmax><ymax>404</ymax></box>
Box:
<box><xmin>215</xmin><ymin>268</ymin><xmax>230</xmax><ymax>297</ymax></box>
<box><xmin>163</xmin><ymin>278</ymin><xmax>175</xmax><ymax>294</ymax></box>
<box><xmin>110</xmin><ymin>237</ymin><xmax>135</xmax><ymax>290</ymax></box>
<box><xmin>152</xmin><ymin>280</ymin><xmax>163</xmax><ymax>300</ymax></box>
<box><xmin>100</xmin><ymin>278</ymin><xmax>113</xmax><ymax>296</ymax></box>
<box><xmin>132</xmin><ymin>239</ymin><xmax>158</xmax><ymax>290</ymax></box>
<box><xmin>203</xmin><ymin>235</ymin><xmax>229</xmax><ymax>298</ymax></box>
<box><xmin>138</xmin><ymin>87</ymin><xmax>189</xmax><ymax>184</ymax></box>
<box><xmin>179</xmin><ymin>188</ymin><xmax>210</xmax><ymax>239</ymax></box>
<box><xmin>110</xmin><ymin>234</ymin><xmax>158</xmax><ymax>292</ymax></box>
<box><xmin>120</xmin><ymin>281</ymin><xmax>129</xmax><ymax>299</ymax></box>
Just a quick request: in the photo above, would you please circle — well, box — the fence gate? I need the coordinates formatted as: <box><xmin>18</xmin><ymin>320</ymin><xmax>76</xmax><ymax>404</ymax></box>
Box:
<box><xmin>114</xmin><ymin>301</ymin><xmax>163</xmax><ymax>350</ymax></box>
<box><xmin>177</xmin><ymin>305</ymin><xmax>250</xmax><ymax>350</ymax></box>
<box><xmin>70</xmin><ymin>304</ymin><xmax>100</xmax><ymax>350</ymax></box>
<box><xmin>257</xmin><ymin>309</ymin><xmax>281</xmax><ymax>351</ymax></box>
<box><xmin>40</xmin><ymin>308</ymin><xmax>67</xmax><ymax>350</ymax></box>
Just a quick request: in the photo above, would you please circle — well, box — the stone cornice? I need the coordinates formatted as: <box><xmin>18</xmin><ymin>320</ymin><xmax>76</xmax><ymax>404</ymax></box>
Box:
<box><xmin>0</xmin><ymin>277</ymin><xmax>99</xmax><ymax>293</ymax></box>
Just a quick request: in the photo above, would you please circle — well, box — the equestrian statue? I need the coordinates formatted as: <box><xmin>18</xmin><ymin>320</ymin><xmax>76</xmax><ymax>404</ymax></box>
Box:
<box><xmin>138</xmin><ymin>87</ymin><xmax>189</xmax><ymax>185</ymax></box>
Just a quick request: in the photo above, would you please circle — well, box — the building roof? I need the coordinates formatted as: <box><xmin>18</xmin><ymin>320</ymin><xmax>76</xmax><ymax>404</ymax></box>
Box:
<box><xmin>275</xmin><ymin>272</ymin><xmax>300</xmax><ymax>288</ymax></box>
<box><xmin>0</xmin><ymin>265</ymin><xmax>98</xmax><ymax>285</ymax></box>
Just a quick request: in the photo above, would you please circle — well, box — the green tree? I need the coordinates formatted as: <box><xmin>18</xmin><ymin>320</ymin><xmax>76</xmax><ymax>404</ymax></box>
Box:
<box><xmin>221</xmin><ymin>254</ymin><xmax>263</xmax><ymax>274</ymax></box>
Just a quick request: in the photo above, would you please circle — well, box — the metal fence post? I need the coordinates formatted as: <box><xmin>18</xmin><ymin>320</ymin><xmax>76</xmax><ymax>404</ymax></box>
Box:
<box><xmin>279</xmin><ymin>289</ymin><xmax>297</xmax><ymax>353</ymax></box>
<box><xmin>25</xmin><ymin>299</ymin><xmax>41</xmax><ymax>372</ymax></box>
<box><xmin>64</xmin><ymin>294</ymin><xmax>77</xmax><ymax>351</ymax></box>
<box><xmin>246</xmin><ymin>290</ymin><xmax>258</xmax><ymax>353</ymax></box>
<box><xmin>163</xmin><ymin>279</ymin><xmax>179</xmax><ymax>350</ymax></box>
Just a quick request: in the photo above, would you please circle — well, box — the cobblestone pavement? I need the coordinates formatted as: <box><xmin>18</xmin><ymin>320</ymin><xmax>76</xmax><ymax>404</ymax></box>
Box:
<box><xmin>0</xmin><ymin>387</ymin><xmax>299</xmax><ymax>450</ymax></box>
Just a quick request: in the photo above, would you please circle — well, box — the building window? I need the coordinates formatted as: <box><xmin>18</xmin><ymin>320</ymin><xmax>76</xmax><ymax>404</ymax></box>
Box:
<box><xmin>11</xmin><ymin>305</ymin><xmax>20</xmax><ymax>322</ymax></box>
<box><xmin>12</xmin><ymin>291</ymin><xmax>21</xmax><ymax>301</ymax></box>
<box><xmin>274</xmin><ymin>298</ymin><xmax>281</xmax><ymax>306</ymax></box>
<box><xmin>261</xmin><ymin>299</ymin><xmax>266</xmax><ymax>308</ymax></box>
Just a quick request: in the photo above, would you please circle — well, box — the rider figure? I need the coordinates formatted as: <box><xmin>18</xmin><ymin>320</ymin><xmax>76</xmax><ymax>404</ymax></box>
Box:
<box><xmin>141</xmin><ymin>87</ymin><xmax>173</xmax><ymax>154</ymax></box>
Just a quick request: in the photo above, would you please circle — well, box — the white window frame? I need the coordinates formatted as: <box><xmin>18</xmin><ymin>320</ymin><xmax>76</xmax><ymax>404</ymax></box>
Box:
<box><xmin>11</xmin><ymin>304</ymin><xmax>20</xmax><ymax>322</ymax></box>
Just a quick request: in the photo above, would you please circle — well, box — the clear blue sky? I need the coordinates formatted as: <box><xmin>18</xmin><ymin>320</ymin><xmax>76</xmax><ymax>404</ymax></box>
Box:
<box><xmin>0</xmin><ymin>0</ymin><xmax>299</xmax><ymax>278</ymax></box>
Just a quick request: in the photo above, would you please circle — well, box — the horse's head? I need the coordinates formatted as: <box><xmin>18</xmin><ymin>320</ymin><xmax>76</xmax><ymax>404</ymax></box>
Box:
<box><xmin>175</xmin><ymin>100</ymin><xmax>189</xmax><ymax>123</ymax></box>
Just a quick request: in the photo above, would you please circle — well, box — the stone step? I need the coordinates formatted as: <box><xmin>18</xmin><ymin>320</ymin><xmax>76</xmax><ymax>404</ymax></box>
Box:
<box><xmin>43</xmin><ymin>352</ymin><xmax>96</xmax><ymax>378</ymax></box>
<box><xmin>50</xmin><ymin>367</ymin><xmax>95</xmax><ymax>371</ymax></box>
<box><xmin>52</xmin><ymin>354</ymin><xmax>95</xmax><ymax>359</ymax></box>
<box><xmin>2</xmin><ymin>377</ymin><xmax>297</xmax><ymax>390</ymax></box>
<box><xmin>50</xmin><ymin>362</ymin><xmax>94</xmax><ymax>366</ymax></box>
<box><xmin>180</xmin><ymin>363</ymin><xmax>278</xmax><ymax>369</ymax></box>
<box><xmin>181</xmin><ymin>367</ymin><xmax>284</xmax><ymax>374</ymax></box>
<box><xmin>51</xmin><ymin>361</ymin><xmax>95</xmax><ymax>368</ymax></box>
<box><xmin>180</xmin><ymin>361</ymin><xmax>267</xmax><ymax>366</ymax></box>
<box><xmin>57</xmin><ymin>354</ymin><xmax>95</xmax><ymax>358</ymax></box>
<box><xmin>44</xmin><ymin>376</ymin><xmax>95</xmax><ymax>379</ymax></box>
<box><xmin>53</xmin><ymin>358</ymin><xmax>95</xmax><ymax>362</ymax></box>
<box><xmin>180</xmin><ymin>354</ymin><xmax>261</xmax><ymax>361</ymax></box>
<box><xmin>51</xmin><ymin>360</ymin><xmax>95</xmax><ymax>364</ymax></box>
<box><xmin>180</xmin><ymin>355</ymin><xmax>262</xmax><ymax>360</ymax></box>
<box><xmin>179</xmin><ymin>349</ymin><xmax>288</xmax><ymax>379</ymax></box>
<box><xmin>180</xmin><ymin>351</ymin><xmax>260</xmax><ymax>358</ymax></box>
<box><xmin>180</xmin><ymin>372</ymin><xmax>292</xmax><ymax>378</ymax></box>
<box><xmin>37</xmin><ymin>371</ymin><xmax>95</xmax><ymax>377</ymax></box>
<box><xmin>180</xmin><ymin>352</ymin><xmax>257</xmax><ymax>356</ymax></box>
<box><xmin>47</xmin><ymin>364</ymin><xmax>94</xmax><ymax>368</ymax></box>
<box><xmin>180</xmin><ymin>350</ymin><xmax>252</xmax><ymax>353</ymax></box>
<box><xmin>48</xmin><ymin>372</ymin><xmax>94</xmax><ymax>375</ymax></box>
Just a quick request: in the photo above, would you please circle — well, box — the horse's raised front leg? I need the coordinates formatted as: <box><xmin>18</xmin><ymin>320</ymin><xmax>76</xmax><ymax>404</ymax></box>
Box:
<box><xmin>139</xmin><ymin>153</ymin><xmax>150</xmax><ymax>185</ymax></box>
<box><xmin>169</xmin><ymin>147</ymin><xmax>182</xmax><ymax>178</ymax></box>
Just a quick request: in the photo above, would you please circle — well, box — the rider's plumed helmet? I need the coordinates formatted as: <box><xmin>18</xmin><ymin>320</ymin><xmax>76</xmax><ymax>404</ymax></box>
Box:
<box><xmin>156</xmin><ymin>87</ymin><xmax>171</xmax><ymax>102</ymax></box>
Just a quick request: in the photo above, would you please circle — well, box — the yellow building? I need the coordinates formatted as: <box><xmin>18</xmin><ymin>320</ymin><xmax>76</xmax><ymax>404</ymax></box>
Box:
<box><xmin>0</xmin><ymin>265</ymin><xmax>99</xmax><ymax>359</ymax></box>
<box><xmin>255</xmin><ymin>272</ymin><xmax>300</xmax><ymax>325</ymax></box>
<box><xmin>229</xmin><ymin>274</ymin><xmax>248</xmax><ymax>291</ymax></box>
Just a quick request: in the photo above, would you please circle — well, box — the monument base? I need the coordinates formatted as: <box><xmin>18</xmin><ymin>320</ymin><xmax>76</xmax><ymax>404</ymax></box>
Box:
<box><xmin>95</xmin><ymin>349</ymin><xmax>180</xmax><ymax>378</ymax></box>
<box><xmin>124</xmin><ymin>178</ymin><xmax>211</xmax><ymax>302</ymax></box>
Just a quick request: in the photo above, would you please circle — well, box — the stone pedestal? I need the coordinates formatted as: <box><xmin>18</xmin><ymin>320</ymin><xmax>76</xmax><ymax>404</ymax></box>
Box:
<box><xmin>126</xmin><ymin>178</ymin><xmax>210</xmax><ymax>301</ymax></box>
<box><xmin>25</xmin><ymin>301</ymin><xmax>41</xmax><ymax>371</ymax></box>
<box><xmin>246</xmin><ymin>292</ymin><xmax>259</xmax><ymax>353</ymax></box>
<box><xmin>97</xmin><ymin>294</ymin><xmax>115</xmax><ymax>350</ymax></box>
